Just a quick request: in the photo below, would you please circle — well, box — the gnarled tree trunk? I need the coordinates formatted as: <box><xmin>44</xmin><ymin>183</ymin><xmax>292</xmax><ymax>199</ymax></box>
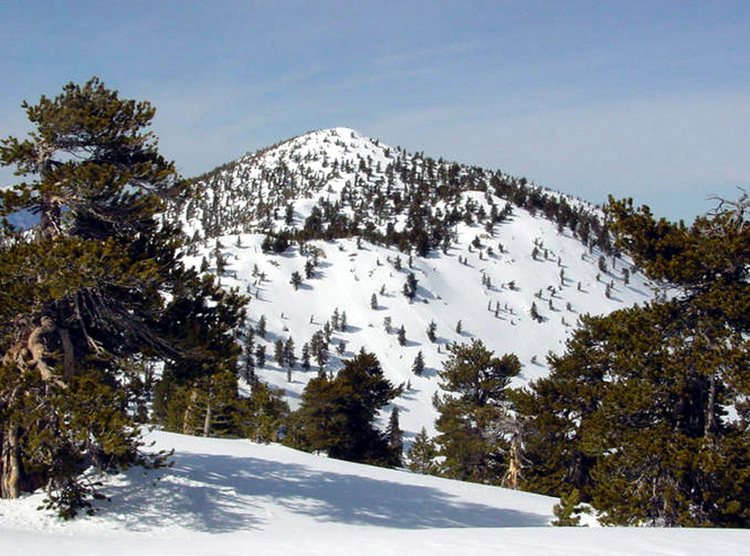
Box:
<box><xmin>1</xmin><ymin>425</ymin><xmax>26</xmax><ymax>499</ymax></box>
<box><xmin>1</xmin><ymin>317</ymin><xmax>67</xmax><ymax>499</ymax></box>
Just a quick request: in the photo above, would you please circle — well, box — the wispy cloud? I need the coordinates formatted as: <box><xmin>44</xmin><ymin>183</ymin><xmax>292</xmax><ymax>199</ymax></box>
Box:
<box><xmin>372</xmin><ymin>41</ymin><xmax>481</xmax><ymax>70</ymax></box>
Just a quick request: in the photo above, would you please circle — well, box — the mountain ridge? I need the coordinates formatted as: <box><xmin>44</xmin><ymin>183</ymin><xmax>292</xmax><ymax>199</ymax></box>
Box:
<box><xmin>171</xmin><ymin>127</ymin><xmax>611</xmax><ymax>252</ymax></box>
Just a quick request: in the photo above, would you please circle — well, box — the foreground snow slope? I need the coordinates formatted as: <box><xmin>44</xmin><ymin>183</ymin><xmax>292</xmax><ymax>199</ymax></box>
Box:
<box><xmin>2</xmin><ymin>431</ymin><xmax>747</xmax><ymax>556</ymax></box>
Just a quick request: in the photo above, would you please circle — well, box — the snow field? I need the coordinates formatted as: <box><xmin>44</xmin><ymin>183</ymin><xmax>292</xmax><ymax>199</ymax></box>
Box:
<box><xmin>2</xmin><ymin>431</ymin><xmax>747</xmax><ymax>556</ymax></box>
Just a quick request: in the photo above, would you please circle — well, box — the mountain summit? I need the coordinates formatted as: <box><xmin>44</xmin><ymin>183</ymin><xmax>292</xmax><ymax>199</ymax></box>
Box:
<box><xmin>168</xmin><ymin>128</ymin><xmax>653</xmax><ymax>437</ymax></box>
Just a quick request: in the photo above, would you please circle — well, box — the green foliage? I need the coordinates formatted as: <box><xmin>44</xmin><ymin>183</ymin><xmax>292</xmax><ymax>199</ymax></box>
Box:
<box><xmin>407</xmin><ymin>427</ymin><xmax>438</xmax><ymax>475</ymax></box>
<box><xmin>256</xmin><ymin>315</ymin><xmax>267</xmax><ymax>339</ymax></box>
<box><xmin>155</xmin><ymin>372</ymin><xmax>289</xmax><ymax>443</ymax></box>
<box><xmin>521</xmin><ymin>195</ymin><xmax>750</xmax><ymax>527</ymax></box>
<box><xmin>290</xmin><ymin>270</ymin><xmax>302</xmax><ymax>290</ymax></box>
<box><xmin>433</xmin><ymin>340</ymin><xmax>520</xmax><ymax>484</ymax></box>
<box><xmin>309</xmin><ymin>330</ymin><xmax>328</xmax><ymax>371</ymax></box>
<box><xmin>386</xmin><ymin>407</ymin><xmax>404</xmax><ymax>466</ymax></box>
<box><xmin>184</xmin><ymin>127</ymin><xmax>612</xmax><ymax>257</ymax></box>
<box><xmin>284</xmin><ymin>351</ymin><xmax>402</xmax><ymax>466</ymax></box>
<box><xmin>552</xmin><ymin>488</ymin><xmax>586</xmax><ymax>527</ymax></box>
<box><xmin>0</xmin><ymin>78</ymin><xmax>177</xmax><ymax>239</ymax></box>
<box><xmin>304</xmin><ymin>258</ymin><xmax>315</xmax><ymax>279</ymax></box>
<box><xmin>0</xmin><ymin>78</ymin><xmax>244</xmax><ymax>516</ymax></box>
<box><xmin>238</xmin><ymin>382</ymin><xmax>289</xmax><ymax>443</ymax></box>
<box><xmin>261</xmin><ymin>232</ymin><xmax>290</xmax><ymax>253</ymax></box>
<box><xmin>530</xmin><ymin>302</ymin><xmax>542</xmax><ymax>322</ymax></box>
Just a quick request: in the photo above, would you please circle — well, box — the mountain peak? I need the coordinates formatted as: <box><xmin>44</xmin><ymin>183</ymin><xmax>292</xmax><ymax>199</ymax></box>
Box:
<box><xmin>166</xmin><ymin>130</ymin><xmax>653</xmax><ymax>439</ymax></box>
<box><xmin>313</xmin><ymin>126</ymin><xmax>364</xmax><ymax>137</ymax></box>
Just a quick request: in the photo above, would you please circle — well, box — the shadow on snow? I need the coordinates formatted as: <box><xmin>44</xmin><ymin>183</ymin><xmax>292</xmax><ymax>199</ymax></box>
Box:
<box><xmin>100</xmin><ymin>449</ymin><xmax>548</xmax><ymax>533</ymax></box>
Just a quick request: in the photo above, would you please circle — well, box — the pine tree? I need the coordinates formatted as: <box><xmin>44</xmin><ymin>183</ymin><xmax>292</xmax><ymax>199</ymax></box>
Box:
<box><xmin>175</xmin><ymin>372</ymin><xmax>240</xmax><ymax>438</ymax></box>
<box><xmin>304</xmin><ymin>258</ymin><xmax>315</xmax><ymax>279</ymax></box>
<box><xmin>309</xmin><ymin>330</ymin><xmax>328</xmax><ymax>371</ymax></box>
<box><xmin>241</xmin><ymin>329</ymin><xmax>256</xmax><ymax>384</ymax></box>
<box><xmin>284</xmin><ymin>351</ymin><xmax>402</xmax><ymax>466</ymax></box>
<box><xmin>412</xmin><ymin>350</ymin><xmax>425</xmax><ymax>376</ymax></box>
<box><xmin>397</xmin><ymin>325</ymin><xmax>407</xmax><ymax>346</ymax></box>
<box><xmin>403</xmin><ymin>272</ymin><xmax>418</xmax><ymax>300</ymax></box>
<box><xmin>255</xmin><ymin>344</ymin><xmax>266</xmax><ymax>369</ymax></box>
<box><xmin>407</xmin><ymin>427</ymin><xmax>438</xmax><ymax>475</ymax></box>
<box><xmin>284</xmin><ymin>203</ymin><xmax>295</xmax><ymax>225</ymax></box>
<box><xmin>274</xmin><ymin>339</ymin><xmax>285</xmax><ymax>367</ymax></box>
<box><xmin>290</xmin><ymin>270</ymin><xmax>302</xmax><ymax>290</ymax></box>
<box><xmin>519</xmin><ymin>195</ymin><xmax>750</xmax><ymax>527</ymax></box>
<box><xmin>530</xmin><ymin>302</ymin><xmax>542</xmax><ymax>322</ymax></box>
<box><xmin>0</xmin><ymin>78</ymin><xmax>245</xmax><ymax>515</ymax></box>
<box><xmin>215</xmin><ymin>252</ymin><xmax>226</xmax><ymax>275</ymax></box>
<box><xmin>283</xmin><ymin>337</ymin><xmax>296</xmax><ymax>369</ymax></box>
<box><xmin>551</xmin><ymin>489</ymin><xmax>586</xmax><ymax>526</ymax></box>
<box><xmin>241</xmin><ymin>382</ymin><xmax>290</xmax><ymax>443</ymax></box>
<box><xmin>370</xmin><ymin>293</ymin><xmax>378</xmax><ymax>310</ymax></box>
<box><xmin>301</xmin><ymin>342</ymin><xmax>311</xmax><ymax>372</ymax></box>
<box><xmin>433</xmin><ymin>340</ymin><xmax>520</xmax><ymax>484</ymax></box>
<box><xmin>340</xmin><ymin>311</ymin><xmax>347</xmax><ymax>332</ymax></box>
<box><xmin>386</xmin><ymin>407</ymin><xmax>404</xmax><ymax>466</ymax></box>
<box><xmin>426</xmin><ymin>320</ymin><xmax>437</xmax><ymax>342</ymax></box>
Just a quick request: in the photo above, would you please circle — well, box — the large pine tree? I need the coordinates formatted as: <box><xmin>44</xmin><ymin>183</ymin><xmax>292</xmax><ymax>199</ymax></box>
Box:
<box><xmin>519</xmin><ymin>195</ymin><xmax>750</xmax><ymax>526</ymax></box>
<box><xmin>0</xmin><ymin>78</ymin><xmax>245</xmax><ymax>515</ymax></box>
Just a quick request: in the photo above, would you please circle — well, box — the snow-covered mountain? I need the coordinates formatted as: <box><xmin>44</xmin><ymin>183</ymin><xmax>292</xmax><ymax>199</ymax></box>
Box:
<box><xmin>169</xmin><ymin>127</ymin><xmax>654</xmax><ymax>439</ymax></box>
<box><xmin>7</xmin><ymin>129</ymin><xmax>741</xmax><ymax>553</ymax></box>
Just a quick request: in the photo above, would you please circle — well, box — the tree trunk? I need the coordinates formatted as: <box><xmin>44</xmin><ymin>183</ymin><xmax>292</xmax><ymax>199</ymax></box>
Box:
<box><xmin>182</xmin><ymin>390</ymin><xmax>198</xmax><ymax>435</ymax></box>
<box><xmin>704</xmin><ymin>373</ymin><xmax>719</xmax><ymax>439</ymax></box>
<box><xmin>1</xmin><ymin>320</ymin><xmax>62</xmax><ymax>499</ymax></box>
<box><xmin>27</xmin><ymin>316</ymin><xmax>58</xmax><ymax>382</ymax></box>
<box><xmin>203</xmin><ymin>402</ymin><xmax>212</xmax><ymax>437</ymax></box>
<box><xmin>59</xmin><ymin>327</ymin><xmax>75</xmax><ymax>382</ymax></box>
<box><xmin>1</xmin><ymin>425</ymin><xmax>25</xmax><ymax>499</ymax></box>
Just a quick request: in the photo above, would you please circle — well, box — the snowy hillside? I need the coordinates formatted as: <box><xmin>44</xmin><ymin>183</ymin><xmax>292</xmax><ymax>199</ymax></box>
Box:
<box><xmin>171</xmin><ymin>128</ymin><xmax>654</xmax><ymax>440</ymax></box>
<box><xmin>2</xmin><ymin>431</ymin><xmax>746</xmax><ymax>556</ymax></box>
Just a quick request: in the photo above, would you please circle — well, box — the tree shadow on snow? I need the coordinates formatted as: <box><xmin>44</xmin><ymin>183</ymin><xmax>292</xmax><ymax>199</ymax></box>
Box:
<box><xmin>99</xmin><ymin>449</ymin><xmax>548</xmax><ymax>533</ymax></box>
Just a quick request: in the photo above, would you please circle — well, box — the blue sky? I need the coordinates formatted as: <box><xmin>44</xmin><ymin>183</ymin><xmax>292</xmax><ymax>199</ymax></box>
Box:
<box><xmin>1</xmin><ymin>0</ymin><xmax>749</xmax><ymax>220</ymax></box>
